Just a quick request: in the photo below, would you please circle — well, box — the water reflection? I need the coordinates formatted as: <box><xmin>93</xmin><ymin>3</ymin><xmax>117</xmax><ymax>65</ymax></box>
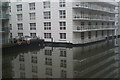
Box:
<box><xmin>5</xmin><ymin>40</ymin><xmax>119</xmax><ymax>78</ymax></box>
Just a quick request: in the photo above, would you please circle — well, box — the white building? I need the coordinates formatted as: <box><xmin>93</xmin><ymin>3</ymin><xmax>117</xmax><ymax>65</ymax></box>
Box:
<box><xmin>10</xmin><ymin>0</ymin><xmax>117</xmax><ymax>44</ymax></box>
<box><xmin>117</xmin><ymin>1</ymin><xmax>120</xmax><ymax>36</ymax></box>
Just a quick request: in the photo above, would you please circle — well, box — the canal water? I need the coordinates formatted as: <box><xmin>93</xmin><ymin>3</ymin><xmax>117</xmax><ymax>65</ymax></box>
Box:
<box><xmin>2</xmin><ymin>39</ymin><xmax>120</xmax><ymax>78</ymax></box>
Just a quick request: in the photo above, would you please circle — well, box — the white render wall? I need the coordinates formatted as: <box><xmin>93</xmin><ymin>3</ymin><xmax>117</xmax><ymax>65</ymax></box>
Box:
<box><xmin>10</xmin><ymin>1</ymin><xmax>73</xmax><ymax>43</ymax></box>
<box><xmin>10</xmin><ymin>0</ymin><xmax>116</xmax><ymax>44</ymax></box>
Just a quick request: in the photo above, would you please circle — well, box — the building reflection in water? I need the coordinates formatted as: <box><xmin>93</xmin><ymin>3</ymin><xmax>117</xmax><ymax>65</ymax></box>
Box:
<box><xmin>11</xmin><ymin>40</ymin><xmax>119</xmax><ymax>78</ymax></box>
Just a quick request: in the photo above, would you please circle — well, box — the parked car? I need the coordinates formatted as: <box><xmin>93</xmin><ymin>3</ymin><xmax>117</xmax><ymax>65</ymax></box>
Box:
<box><xmin>15</xmin><ymin>36</ymin><xmax>24</xmax><ymax>41</ymax></box>
<box><xmin>31</xmin><ymin>36</ymin><xmax>39</xmax><ymax>40</ymax></box>
<box><xmin>24</xmin><ymin>36</ymin><xmax>32</xmax><ymax>41</ymax></box>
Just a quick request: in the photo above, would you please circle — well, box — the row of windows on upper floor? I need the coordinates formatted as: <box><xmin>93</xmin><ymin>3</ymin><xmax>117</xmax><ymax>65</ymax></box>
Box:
<box><xmin>9</xmin><ymin>21</ymin><xmax>114</xmax><ymax>31</ymax></box>
<box><xmin>13</xmin><ymin>0</ymin><xmax>66</xmax><ymax>12</ymax></box>
<box><xmin>16</xmin><ymin>10</ymin><xmax>66</xmax><ymax>20</ymax></box>
<box><xmin>10</xmin><ymin>30</ymin><xmax>113</xmax><ymax>41</ymax></box>
<box><xmin>10</xmin><ymin>22</ymin><xmax>66</xmax><ymax>30</ymax></box>
<box><xmin>10</xmin><ymin>32</ymin><xmax>66</xmax><ymax>39</ymax></box>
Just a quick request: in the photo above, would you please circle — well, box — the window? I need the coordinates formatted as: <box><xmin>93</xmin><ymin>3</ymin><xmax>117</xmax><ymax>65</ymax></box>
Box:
<box><xmin>102</xmin><ymin>23</ymin><xmax>104</xmax><ymax>28</ymax></box>
<box><xmin>19</xmin><ymin>54</ymin><xmax>24</xmax><ymax>62</ymax></box>
<box><xmin>81</xmin><ymin>22</ymin><xmax>84</xmax><ymax>26</ymax></box>
<box><xmin>17</xmin><ymin>14</ymin><xmax>22</xmax><ymax>21</ymax></box>
<box><xmin>88</xmin><ymin>22</ymin><xmax>91</xmax><ymax>29</ymax></box>
<box><xmin>59</xmin><ymin>10</ymin><xmax>66</xmax><ymax>18</ymax></box>
<box><xmin>9</xmin><ymin>6</ymin><xmax>11</xmax><ymax>12</ymax></box>
<box><xmin>44</xmin><ymin>11</ymin><xmax>51</xmax><ymax>19</ymax></box>
<box><xmin>60</xmin><ymin>49</ymin><xmax>66</xmax><ymax>57</ymax></box>
<box><xmin>107</xmin><ymin>30</ymin><xmax>109</xmax><ymax>36</ymax></box>
<box><xmin>44</xmin><ymin>22</ymin><xmax>51</xmax><ymax>30</ymax></box>
<box><xmin>107</xmin><ymin>23</ymin><xmax>109</xmax><ymax>27</ymax></box>
<box><xmin>17</xmin><ymin>4</ymin><xmax>22</xmax><ymax>11</ymax></box>
<box><xmin>112</xmin><ymin>22</ymin><xmax>115</xmax><ymax>27</ymax></box>
<box><xmin>44</xmin><ymin>33</ymin><xmax>51</xmax><ymax>38</ymax></box>
<box><xmin>81</xmin><ymin>22</ymin><xmax>84</xmax><ymax>30</ymax></box>
<box><xmin>43</xmin><ymin>1</ymin><xmax>50</xmax><ymax>8</ymax></box>
<box><xmin>18</xmin><ymin>33</ymin><xmax>23</xmax><ymax>36</ymax></box>
<box><xmin>88</xmin><ymin>31</ymin><xmax>91</xmax><ymax>39</ymax></box>
<box><xmin>60</xmin><ymin>33</ymin><xmax>66</xmax><ymax>39</ymax></box>
<box><xmin>30</xmin><ymin>33</ymin><xmax>36</xmax><ymax>37</ymax></box>
<box><xmin>45</xmin><ymin>58</ymin><xmax>52</xmax><ymax>66</ymax></box>
<box><xmin>60</xmin><ymin>60</ymin><xmax>67</xmax><ymax>68</ymax></box>
<box><xmin>96</xmin><ymin>22</ymin><xmax>98</xmax><ymax>25</ymax></box>
<box><xmin>32</xmin><ymin>65</ymin><xmax>37</xmax><ymax>73</ymax></box>
<box><xmin>102</xmin><ymin>31</ymin><xmax>104</xmax><ymax>36</ymax></box>
<box><xmin>10</xmin><ymin>33</ymin><xmax>12</xmax><ymax>38</ymax></box>
<box><xmin>20</xmin><ymin>64</ymin><xmax>25</xmax><ymax>71</ymax></box>
<box><xmin>30</xmin><ymin>23</ymin><xmax>36</xmax><ymax>30</ymax></box>
<box><xmin>29</xmin><ymin>3</ymin><xmax>35</xmax><ymax>10</ymax></box>
<box><xmin>31</xmin><ymin>56</ymin><xmax>37</xmax><ymax>63</ymax></box>
<box><xmin>17</xmin><ymin>23</ymin><xmax>23</xmax><ymax>30</ymax></box>
<box><xmin>60</xmin><ymin>22</ymin><xmax>66</xmax><ymax>30</ymax></box>
<box><xmin>46</xmin><ymin>68</ymin><xmax>52</xmax><ymax>76</ymax></box>
<box><xmin>45</xmin><ymin>50</ymin><xmax>52</xmax><ymax>56</ymax></box>
<box><xmin>96</xmin><ymin>31</ymin><xmax>98</xmax><ymax>37</ymax></box>
<box><xmin>81</xmin><ymin>32</ymin><xmax>84</xmax><ymax>40</ymax></box>
<box><xmin>10</xmin><ymin>24</ymin><xmax>12</xmax><ymax>30</ymax></box>
<box><xmin>59</xmin><ymin>0</ymin><xmax>66</xmax><ymax>7</ymax></box>
<box><xmin>61</xmin><ymin>70</ymin><xmax>67</xmax><ymax>78</ymax></box>
<box><xmin>29</xmin><ymin>13</ymin><xmax>36</xmax><ymax>20</ymax></box>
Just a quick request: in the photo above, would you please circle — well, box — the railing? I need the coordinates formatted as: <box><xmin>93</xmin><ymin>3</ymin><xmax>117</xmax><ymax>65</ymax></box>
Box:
<box><xmin>73</xmin><ymin>26</ymin><xmax>115</xmax><ymax>32</ymax></box>
<box><xmin>2</xmin><ymin>27</ymin><xmax>10</xmax><ymax>32</ymax></box>
<box><xmin>0</xmin><ymin>13</ymin><xmax>9</xmax><ymax>19</ymax></box>
<box><xmin>72</xmin><ymin>2</ymin><xmax>115</xmax><ymax>13</ymax></box>
<box><xmin>73</xmin><ymin>15</ymin><xmax>115</xmax><ymax>21</ymax></box>
<box><xmin>0</xmin><ymin>2</ymin><xmax>9</xmax><ymax>8</ymax></box>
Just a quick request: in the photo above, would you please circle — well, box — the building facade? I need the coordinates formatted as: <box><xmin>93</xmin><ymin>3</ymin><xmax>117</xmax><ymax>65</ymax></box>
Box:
<box><xmin>10</xmin><ymin>0</ymin><xmax>117</xmax><ymax>44</ymax></box>
<box><xmin>0</xmin><ymin>0</ymin><xmax>10</xmax><ymax>44</ymax></box>
<box><xmin>117</xmin><ymin>1</ymin><xmax>120</xmax><ymax>36</ymax></box>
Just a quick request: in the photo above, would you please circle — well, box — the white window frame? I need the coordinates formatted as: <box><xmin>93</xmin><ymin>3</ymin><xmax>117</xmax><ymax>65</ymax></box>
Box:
<box><xmin>44</xmin><ymin>11</ymin><xmax>51</xmax><ymax>19</ymax></box>
<box><xmin>30</xmin><ymin>23</ymin><xmax>36</xmax><ymax>30</ymax></box>
<box><xmin>59</xmin><ymin>10</ymin><xmax>66</xmax><ymax>19</ymax></box>
<box><xmin>44</xmin><ymin>33</ymin><xmax>51</xmax><ymax>38</ymax></box>
<box><xmin>29</xmin><ymin>3</ymin><xmax>35</xmax><ymax>10</ymax></box>
<box><xmin>44</xmin><ymin>22</ymin><xmax>51</xmax><ymax>30</ymax></box>
<box><xmin>17</xmin><ymin>23</ymin><xmax>23</xmax><ymax>30</ymax></box>
<box><xmin>60</xmin><ymin>22</ymin><xmax>66</xmax><ymax>30</ymax></box>
<box><xmin>60</xmin><ymin>33</ymin><xmax>66</xmax><ymax>39</ymax></box>
<box><xmin>17</xmin><ymin>4</ymin><xmax>22</xmax><ymax>11</ymax></box>
<box><xmin>17</xmin><ymin>14</ymin><xmax>23</xmax><ymax>21</ymax></box>
<box><xmin>59</xmin><ymin>0</ymin><xmax>66</xmax><ymax>7</ymax></box>
<box><xmin>43</xmin><ymin>1</ymin><xmax>50</xmax><ymax>9</ymax></box>
<box><xmin>29</xmin><ymin>13</ymin><xmax>36</xmax><ymax>20</ymax></box>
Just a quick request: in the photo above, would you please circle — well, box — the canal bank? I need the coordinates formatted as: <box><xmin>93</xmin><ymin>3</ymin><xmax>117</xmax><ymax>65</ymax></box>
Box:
<box><xmin>2</xmin><ymin>35</ymin><xmax>118</xmax><ymax>49</ymax></box>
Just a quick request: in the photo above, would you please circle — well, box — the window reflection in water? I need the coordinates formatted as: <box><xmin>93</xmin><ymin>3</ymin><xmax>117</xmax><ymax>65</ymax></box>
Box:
<box><xmin>45</xmin><ymin>58</ymin><xmax>52</xmax><ymax>66</ymax></box>
<box><xmin>20</xmin><ymin>72</ymin><xmax>25</xmax><ymax>78</ymax></box>
<box><xmin>60</xmin><ymin>60</ymin><xmax>67</xmax><ymax>68</ymax></box>
<box><xmin>45</xmin><ymin>67</ymin><xmax>52</xmax><ymax>76</ymax></box>
<box><xmin>10</xmin><ymin>40</ymin><xmax>119</xmax><ymax>78</ymax></box>
<box><xmin>20</xmin><ymin>63</ymin><xmax>25</xmax><ymax>71</ymax></box>
<box><xmin>31</xmin><ymin>56</ymin><xmax>37</xmax><ymax>63</ymax></box>
<box><xmin>19</xmin><ymin>54</ymin><xmax>24</xmax><ymax>62</ymax></box>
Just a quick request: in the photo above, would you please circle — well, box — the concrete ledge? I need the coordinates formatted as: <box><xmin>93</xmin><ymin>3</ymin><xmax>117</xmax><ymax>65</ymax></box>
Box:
<box><xmin>2</xmin><ymin>36</ymin><xmax>118</xmax><ymax>49</ymax></box>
